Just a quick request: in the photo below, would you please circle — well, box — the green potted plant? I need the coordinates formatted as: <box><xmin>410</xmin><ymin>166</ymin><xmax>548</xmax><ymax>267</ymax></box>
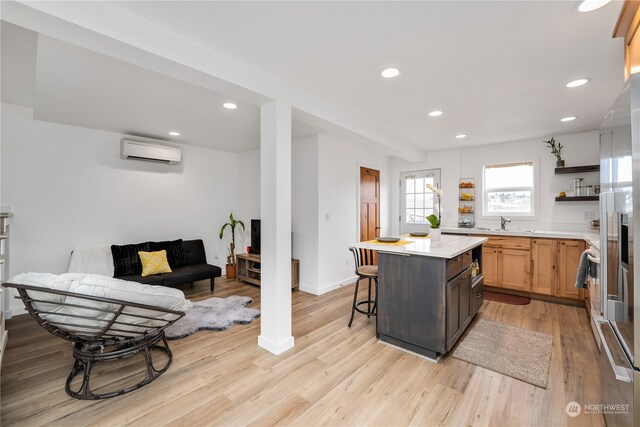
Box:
<box><xmin>426</xmin><ymin>184</ymin><xmax>443</xmax><ymax>241</ymax></box>
<box><xmin>219</xmin><ymin>212</ymin><xmax>245</xmax><ymax>279</ymax></box>
<box><xmin>544</xmin><ymin>137</ymin><xmax>564</xmax><ymax>167</ymax></box>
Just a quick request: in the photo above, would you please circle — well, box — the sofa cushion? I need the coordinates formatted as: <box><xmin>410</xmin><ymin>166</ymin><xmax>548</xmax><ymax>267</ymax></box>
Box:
<box><xmin>10</xmin><ymin>272</ymin><xmax>192</xmax><ymax>338</ymax></box>
<box><xmin>111</xmin><ymin>242</ymin><xmax>151</xmax><ymax>277</ymax></box>
<box><xmin>149</xmin><ymin>239</ymin><xmax>185</xmax><ymax>268</ymax></box>
<box><xmin>159</xmin><ymin>264</ymin><xmax>221</xmax><ymax>287</ymax></box>
<box><xmin>183</xmin><ymin>240</ymin><xmax>207</xmax><ymax>266</ymax></box>
<box><xmin>118</xmin><ymin>273</ymin><xmax>164</xmax><ymax>286</ymax></box>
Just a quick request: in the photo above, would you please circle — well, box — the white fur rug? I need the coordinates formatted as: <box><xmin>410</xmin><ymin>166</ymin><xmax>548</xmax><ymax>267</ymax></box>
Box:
<box><xmin>165</xmin><ymin>295</ymin><xmax>260</xmax><ymax>339</ymax></box>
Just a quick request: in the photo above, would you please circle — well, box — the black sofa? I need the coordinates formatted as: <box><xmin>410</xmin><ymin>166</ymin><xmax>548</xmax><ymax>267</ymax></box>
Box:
<box><xmin>115</xmin><ymin>239</ymin><xmax>221</xmax><ymax>292</ymax></box>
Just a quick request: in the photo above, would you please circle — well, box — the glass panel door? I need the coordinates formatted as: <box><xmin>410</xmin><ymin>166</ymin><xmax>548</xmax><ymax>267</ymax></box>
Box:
<box><xmin>399</xmin><ymin>169</ymin><xmax>441</xmax><ymax>235</ymax></box>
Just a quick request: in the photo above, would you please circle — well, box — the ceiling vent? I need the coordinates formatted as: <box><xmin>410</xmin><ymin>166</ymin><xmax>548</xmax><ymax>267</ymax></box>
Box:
<box><xmin>120</xmin><ymin>139</ymin><xmax>181</xmax><ymax>164</ymax></box>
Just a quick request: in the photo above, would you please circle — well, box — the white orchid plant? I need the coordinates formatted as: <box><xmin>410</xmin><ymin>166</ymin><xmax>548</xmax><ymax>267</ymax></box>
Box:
<box><xmin>425</xmin><ymin>183</ymin><xmax>443</xmax><ymax>229</ymax></box>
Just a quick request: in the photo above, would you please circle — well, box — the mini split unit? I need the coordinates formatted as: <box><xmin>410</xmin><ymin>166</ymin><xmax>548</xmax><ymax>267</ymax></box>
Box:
<box><xmin>120</xmin><ymin>138</ymin><xmax>182</xmax><ymax>164</ymax></box>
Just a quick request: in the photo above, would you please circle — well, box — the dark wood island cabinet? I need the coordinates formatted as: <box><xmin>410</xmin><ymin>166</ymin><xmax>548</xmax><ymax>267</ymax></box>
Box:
<box><xmin>356</xmin><ymin>235</ymin><xmax>486</xmax><ymax>360</ymax></box>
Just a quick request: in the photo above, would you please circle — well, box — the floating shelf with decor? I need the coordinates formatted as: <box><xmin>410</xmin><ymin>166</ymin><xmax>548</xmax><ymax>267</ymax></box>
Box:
<box><xmin>554</xmin><ymin>164</ymin><xmax>600</xmax><ymax>174</ymax></box>
<box><xmin>555</xmin><ymin>196</ymin><xmax>599</xmax><ymax>202</ymax></box>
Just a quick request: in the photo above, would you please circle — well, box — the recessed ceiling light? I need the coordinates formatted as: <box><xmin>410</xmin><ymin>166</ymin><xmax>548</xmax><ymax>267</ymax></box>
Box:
<box><xmin>561</xmin><ymin>116</ymin><xmax>577</xmax><ymax>122</ymax></box>
<box><xmin>168</xmin><ymin>131</ymin><xmax>180</xmax><ymax>136</ymax></box>
<box><xmin>223</xmin><ymin>102</ymin><xmax>238</xmax><ymax>110</ymax></box>
<box><xmin>381</xmin><ymin>68</ymin><xmax>400</xmax><ymax>78</ymax></box>
<box><xmin>455</xmin><ymin>134</ymin><xmax>467</xmax><ymax>139</ymax></box>
<box><xmin>566</xmin><ymin>78</ymin><xmax>591</xmax><ymax>88</ymax></box>
<box><xmin>578</xmin><ymin>0</ymin><xmax>612</xmax><ymax>12</ymax></box>
<box><xmin>428</xmin><ymin>110</ymin><xmax>443</xmax><ymax>117</ymax></box>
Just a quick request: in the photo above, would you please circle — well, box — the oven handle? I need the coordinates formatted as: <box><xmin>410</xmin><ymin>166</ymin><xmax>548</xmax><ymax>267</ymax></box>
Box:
<box><xmin>596</xmin><ymin>321</ymin><xmax>633</xmax><ymax>383</ymax></box>
<box><xmin>587</xmin><ymin>254</ymin><xmax>600</xmax><ymax>264</ymax></box>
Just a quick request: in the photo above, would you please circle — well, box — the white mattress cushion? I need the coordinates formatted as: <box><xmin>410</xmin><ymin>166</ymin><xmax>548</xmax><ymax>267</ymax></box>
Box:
<box><xmin>67</xmin><ymin>246</ymin><xmax>114</xmax><ymax>276</ymax></box>
<box><xmin>10</xmin><ymin>273</ymin><xmax>192</xmax><ymax>338</ymax></box>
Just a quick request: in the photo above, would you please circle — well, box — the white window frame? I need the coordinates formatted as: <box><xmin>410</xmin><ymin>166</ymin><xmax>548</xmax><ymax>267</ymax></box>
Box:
<box><xmin>399</xmin><ymin>169</ymin><xmax>441</xmax><ymax>234</ymax></box>
<box><xmin>482</xmin><ymin>161</ymin><xmax>537</xmax><ymax>218</ymax></box>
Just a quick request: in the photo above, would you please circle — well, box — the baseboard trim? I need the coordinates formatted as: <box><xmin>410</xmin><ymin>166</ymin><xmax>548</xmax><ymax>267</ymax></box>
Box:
<box><xmin>9</xmin><ymin>305</ymin><xmax>26</xmax><ymax>318</ymax></box>
<box><xmin>258</xmin><ymin>335</ymin><xmax>295</xmax><ymax>355</ymax></box>
<box><xmin>299</xmin><ymin>276</ymin><xmax>357</xmax><ymax>296</ymax></box>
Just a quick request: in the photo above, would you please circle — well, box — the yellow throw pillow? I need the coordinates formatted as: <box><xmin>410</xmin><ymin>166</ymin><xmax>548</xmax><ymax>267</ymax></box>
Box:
<box><xmin>138</xmin><ymin>250</ymin><xmax>172</xmax><ymax>277</ymax></box>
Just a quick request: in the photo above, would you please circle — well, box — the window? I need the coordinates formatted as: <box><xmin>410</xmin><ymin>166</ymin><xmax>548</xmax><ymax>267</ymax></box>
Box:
<box><xmin>483</xmin><ymin>162</ymin><xmax>535</xmax><ymax>216</ymax></box>
<box><xmin>400</xmin><ymin>169</ymin><xmax>441</xmax><ymax>234</ymax></box>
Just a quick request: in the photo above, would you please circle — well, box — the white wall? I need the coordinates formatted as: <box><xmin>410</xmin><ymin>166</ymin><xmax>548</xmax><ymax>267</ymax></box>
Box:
<box><xmin>1</xmin><ymin>103</ymin><xmax>250</xmax><ymax>314</ymax></box>
<box><xmin>316</xmin><ymin>134</ymin><xmax>391</xmax><ymax>293</ymax></box>
<box><xmin>291</xmin><ymin>136</ymin><xmax>319</xmax><ymax>291</ymax></box>
<box><xmin>391</xmin><ymin>130</ymin><xmax>600</xmax><ymax>233</ymax></box>
<box><xmin>235</xmin><ymin>148</ymin><xmax>261</xmax><ymax>252</ymax></box>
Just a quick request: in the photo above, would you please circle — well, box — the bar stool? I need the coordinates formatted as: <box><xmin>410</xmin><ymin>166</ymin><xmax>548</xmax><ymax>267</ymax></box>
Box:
<box><xmin>348</xmin><ymin>247</ymin><xmax>378</xmax><ymax>336</ymax></box>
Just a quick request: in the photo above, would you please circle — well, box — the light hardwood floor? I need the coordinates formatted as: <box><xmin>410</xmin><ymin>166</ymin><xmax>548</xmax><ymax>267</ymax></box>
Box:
<box><xmin>2</xmin><ymin>278</ymin><xmax>603</xmax><ymax>426</ymax></box>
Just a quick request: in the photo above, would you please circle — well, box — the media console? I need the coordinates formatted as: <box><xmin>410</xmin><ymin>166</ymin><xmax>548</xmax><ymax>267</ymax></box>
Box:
<box><xmin>236</xmin><ymin>253</ymin><xmax>299</xmax><ymax>290</ymax></box>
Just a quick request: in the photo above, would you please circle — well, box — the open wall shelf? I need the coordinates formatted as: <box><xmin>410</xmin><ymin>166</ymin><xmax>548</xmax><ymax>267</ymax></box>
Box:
<box><xmin>554</xmin><ymin>165</ymin><xmax>599</xmax><ymax>174</ymax></box>
<box><xmin>555</xmin><ymin>196</ymin><xmax>599</xmax><ymax>202</ymax></box>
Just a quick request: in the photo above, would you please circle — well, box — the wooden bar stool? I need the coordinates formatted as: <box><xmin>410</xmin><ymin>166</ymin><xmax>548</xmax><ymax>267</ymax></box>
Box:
<box><xmin>348</xmin><ymin>247</ymin><xmax>378</xmax><ymax>336</ymax></box>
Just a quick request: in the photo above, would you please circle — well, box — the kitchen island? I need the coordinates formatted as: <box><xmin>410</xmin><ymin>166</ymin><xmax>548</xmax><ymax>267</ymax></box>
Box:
<box><xmin>355</xmin><ymin>234</ymin><xmax>487</xmax><ymax>360</ymax></box>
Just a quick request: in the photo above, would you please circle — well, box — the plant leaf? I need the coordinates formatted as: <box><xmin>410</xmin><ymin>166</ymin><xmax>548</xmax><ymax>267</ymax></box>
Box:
<box><xmin>426</xmin><ymin>214</ymin><xmax>440</xmax><ymax>228</ymax></box>
<box><xmin>219</xmin><ymin>222</ymin><xmax>229</xmax><ymax>239</ymax></box>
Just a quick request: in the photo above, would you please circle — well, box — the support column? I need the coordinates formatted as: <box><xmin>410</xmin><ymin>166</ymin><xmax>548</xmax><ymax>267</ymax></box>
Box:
<box><xmin>258</xmin><ymin>100</ymin><xmax>294</xmax><ymax>355</ymax></box>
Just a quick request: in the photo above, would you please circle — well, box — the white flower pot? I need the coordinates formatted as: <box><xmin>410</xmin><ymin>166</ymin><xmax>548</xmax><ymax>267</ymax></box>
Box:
<box><xmin>430</xmin><ymin>228</ymin><xmax>441</xmax><ymax>241</ymax></box>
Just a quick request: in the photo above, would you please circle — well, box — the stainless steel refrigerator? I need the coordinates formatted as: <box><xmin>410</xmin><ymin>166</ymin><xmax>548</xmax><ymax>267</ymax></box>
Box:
<box><xmin>598</xmin><ymin>73</ymin><xmax>640</xmax><ymax>427</ymax></box>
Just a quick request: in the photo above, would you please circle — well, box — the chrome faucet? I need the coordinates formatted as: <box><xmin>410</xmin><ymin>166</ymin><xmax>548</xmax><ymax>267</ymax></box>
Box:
<box><xmin>500</xmin><ymin>216</ymin><xmax>511</xmax><ymax>230</ymax></box>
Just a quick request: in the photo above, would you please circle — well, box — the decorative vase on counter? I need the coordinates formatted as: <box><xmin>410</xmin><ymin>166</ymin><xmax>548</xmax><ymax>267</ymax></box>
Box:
<box><xmin>430</xmin><ymin>228</ymin><xmax>441</xmax><ymax>242</ymax></box>
<box><xmin>556</xmin><ymin>160</ymin><xmax>565</xmax><ymax>167</ymax></box>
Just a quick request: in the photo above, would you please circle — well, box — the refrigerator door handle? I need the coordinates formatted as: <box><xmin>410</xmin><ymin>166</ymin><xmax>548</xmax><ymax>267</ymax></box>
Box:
<box><xmin>599</xmin><ymin>192</ymin><xmax>609</xmax><ymax>318</ymax></box>
<box><xmin>597</xmin><ymin>321</ymin><xmax>633</xmax><ymax>383</ymax></box>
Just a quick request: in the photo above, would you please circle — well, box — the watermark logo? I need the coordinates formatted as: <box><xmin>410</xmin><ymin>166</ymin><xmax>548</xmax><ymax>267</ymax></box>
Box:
<box><xmin>565</xmin><ymin>401</ymin><xmax>631</xmax><ymax>416</ymax></box>
<box><xmin>566</xmin><ymin>401</ymin><xmax>582</xmax><ymax>417</ymax></box>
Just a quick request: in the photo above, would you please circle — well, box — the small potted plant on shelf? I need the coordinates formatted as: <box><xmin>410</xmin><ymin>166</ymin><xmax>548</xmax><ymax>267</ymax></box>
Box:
<box><xmin>426</xmin><ymin>183</ymin><xmax>443</xmax><ymax>241</ymax></box>
<box><xmin>219</xmin><ymin>212</ymin><xmax>245</xmax><ymax>280</ymax></box>
<box><xmin>544</xmin><ymin>137</ymin><xmax>564</xmax><ymax>167</ymax></box>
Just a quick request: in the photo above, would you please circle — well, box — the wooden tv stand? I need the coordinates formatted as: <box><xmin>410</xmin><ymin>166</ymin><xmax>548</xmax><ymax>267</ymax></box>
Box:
<box><xmin>236</xmin><ymin>253</ymin><xmax>299</xmax><ymax>290</ymax></box>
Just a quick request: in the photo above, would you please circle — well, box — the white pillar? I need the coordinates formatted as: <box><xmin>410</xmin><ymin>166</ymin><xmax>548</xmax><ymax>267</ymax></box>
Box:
<box><xmin>258</xmin><ymin>100</ymin><xmax>294</xmax><ymax>355</ymax></box>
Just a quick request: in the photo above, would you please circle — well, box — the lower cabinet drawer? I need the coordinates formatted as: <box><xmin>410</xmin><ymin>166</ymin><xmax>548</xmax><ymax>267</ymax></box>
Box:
<box><xmin>472</xmin><ymin>277</ymin><xmax>484</xmax><ymax>315</ymax></box>
<box><xmin>447</xmin><ymin>250</ymin><xmax>473</xmax><ymax>280</ymax></box>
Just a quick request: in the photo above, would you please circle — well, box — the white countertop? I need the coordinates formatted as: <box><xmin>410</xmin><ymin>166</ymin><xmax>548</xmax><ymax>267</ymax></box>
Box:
<box><xmin>441</xmin><ymin>227</ymin><xmax>600</xmax><ymax>250</ymax></box>
<box><xmin>354</xmin><ymin>234</ymin><xmax>487</xmax><ymax>259</ymax></box>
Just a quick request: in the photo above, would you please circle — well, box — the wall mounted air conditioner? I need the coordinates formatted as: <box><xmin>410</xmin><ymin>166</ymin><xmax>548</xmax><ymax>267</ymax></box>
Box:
<box><xmin>120</xmin><ymin>139</ymin><xmax>182</xmax><ymax>164</ymax></box>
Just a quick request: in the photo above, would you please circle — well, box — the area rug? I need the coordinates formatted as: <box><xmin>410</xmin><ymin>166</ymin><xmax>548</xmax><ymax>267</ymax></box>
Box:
<box><xmin>452</xmin><ymin>319</ymin><xmax>552</xmax><ymax>388</ymax></box>
<box><xmin>484</xmin><ymin>290</ymin><xmax>531</xmax><ymax>305</ymax></box>
<box><xmin>165</xmin><ymin>295</ymin><xmax>260</xmax><ymax>339</ymax></box>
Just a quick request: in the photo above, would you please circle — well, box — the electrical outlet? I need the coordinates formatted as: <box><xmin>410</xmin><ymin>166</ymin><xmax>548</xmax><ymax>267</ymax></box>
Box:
<box><xmin>584</xmin><ymin>212</ymin><xmax>595</xmax><ymax>221</ymax></box>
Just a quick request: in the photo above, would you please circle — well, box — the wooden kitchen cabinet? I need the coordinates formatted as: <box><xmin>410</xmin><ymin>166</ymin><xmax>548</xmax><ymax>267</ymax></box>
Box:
<box><xmin>498</xmin><ymin>248</ymin><xmax>531</xmax><ymax>292</ymax></box>
<box><xmin>481</xmin><ymin>246</ymin><xmax>498</xmax><ymax>286</ymax></box>
<box><xmin>557</xmin><ymin>239</ymin><xmax>586</xmax><ymax>300</ymax></box>
<box><xmin>479</xmin><ymin>235</ymin><xmax>530</xmax><ymax>291</ymax></box>
<box><xmin>531</xmin><ymin>239</ymin><xmax>558</xmax><ymax>295</ymax></box>
<box><xmin>446</xmin><ymin>267</ymin><xmax>473</xmax><ymax>351</ymax></box>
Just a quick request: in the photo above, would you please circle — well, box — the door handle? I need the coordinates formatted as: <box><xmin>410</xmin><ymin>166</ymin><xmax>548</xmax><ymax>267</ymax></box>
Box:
<box><xmin>375</xmin><ymin>227</ymin><xmax>381</xmax><ymax>230</ymax></box>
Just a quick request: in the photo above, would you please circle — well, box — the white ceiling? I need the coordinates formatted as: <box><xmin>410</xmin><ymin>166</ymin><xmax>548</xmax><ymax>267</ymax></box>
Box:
<box><xmin>110</xmin><ymin>0</ymin><xmax>625</xmax><ymax>151</ymax></box>
<box><xmin>0</xmin><ymin>21</ymin><xmax>318</xmax><ymax>152</ymax></box>
<box><xmin>1</xmin><ymin>1</ymin><xmax>626</xmax><ymax>155</ymax></box>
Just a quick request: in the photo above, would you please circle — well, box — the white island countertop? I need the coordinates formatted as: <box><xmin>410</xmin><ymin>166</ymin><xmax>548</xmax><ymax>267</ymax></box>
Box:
<box><xmin>354</xmin><ymin>234</ymin><xmax>487</xmax><ymax>259</ymax></box>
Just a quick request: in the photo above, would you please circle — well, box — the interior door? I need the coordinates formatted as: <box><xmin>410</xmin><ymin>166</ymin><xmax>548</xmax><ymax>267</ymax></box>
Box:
<box><xmin>360</xmin><ymin>167</ymin><xmax>380</xmax><ymax>242</ymax></box>
<box><xmin>400</xmin><ymin>169</ymin><xmax>441</xmax><ymax>235</ymax></box>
